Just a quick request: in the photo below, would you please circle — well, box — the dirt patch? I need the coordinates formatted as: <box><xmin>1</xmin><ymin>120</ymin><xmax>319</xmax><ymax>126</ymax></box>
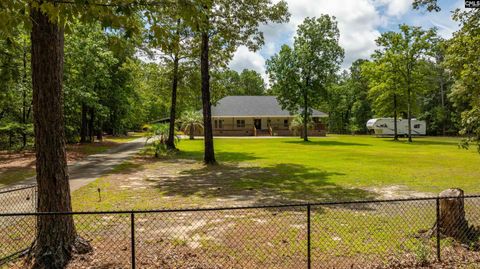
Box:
<box><xmin>365</xmin><ymin>185</ymin><xmax>433</xmax><ymax>200</ymax></box>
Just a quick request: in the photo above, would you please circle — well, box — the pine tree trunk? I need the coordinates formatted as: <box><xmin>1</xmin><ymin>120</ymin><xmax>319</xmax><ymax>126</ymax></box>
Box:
<box><xmin>167</xmin><ymin>55</ymin><xmax>179</xmax><ymax>150</ymax></box>
<box><xmin>200</xmin><ymin>30</ymin><xmax>216</xmax><ymax>165</ymax></box>
<box><xmin>407</xmin><ymin>87</ymin><xmax>412</xmax><ymax>142</ymax></box>
<box><xmin>303</xmin><ymin>88</ymin><xmax>309</xmax><ymax>142</ymax></box>
<box><xmin>393</xmin><ymin>93</ymin><xmax>398</xmax><ymax>141</ymax></box>
<box><xmin>80</xmin><ymin>103</ymin><xmax>87</xmax><ymax>143</ymax></box>
<box><xmin>30</xmin><ymin>5</ymin><xmax>77</xmax><ymax>268</ymax></box>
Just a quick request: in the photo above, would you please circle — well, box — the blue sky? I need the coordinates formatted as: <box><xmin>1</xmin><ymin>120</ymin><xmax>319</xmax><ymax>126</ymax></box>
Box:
<box><xmin>228</xmin><ymin>0</ymin><xmax>465</xmax><ymax>82</ymax></box>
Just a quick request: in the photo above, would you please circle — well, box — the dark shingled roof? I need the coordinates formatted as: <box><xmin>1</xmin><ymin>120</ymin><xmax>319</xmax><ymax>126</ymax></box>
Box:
<box><xmin>211</xmin><ymin>96</ymin><xmax>328</xmax><ymax>117</ymax></box>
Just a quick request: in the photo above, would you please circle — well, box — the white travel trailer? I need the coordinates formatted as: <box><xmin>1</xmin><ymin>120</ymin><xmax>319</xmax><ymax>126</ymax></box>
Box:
<box><xmin>366</xmin><ymin>118</ymin><xmax>426</xmax><ymax>136</ymax></box>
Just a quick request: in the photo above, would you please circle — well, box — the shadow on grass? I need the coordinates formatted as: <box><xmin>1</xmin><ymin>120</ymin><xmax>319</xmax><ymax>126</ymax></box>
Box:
<box><xmin>283</xmin><ymin>140</ymin><xmax>371</xmax><ymax>147</ymax></box>
<box><xmin>383</xmin><ymin>138</ymin><xmax>460</xmax><ymax>146</ymax></box>
<box><xmin>175</xmin><ymin>150</ymin><xmax>261</xmax><ymax>162</ymax></box>
<box><xmin>151</xmin><ymin>162</ymin><xmax>377</xmax><ymax>206</ymax></box>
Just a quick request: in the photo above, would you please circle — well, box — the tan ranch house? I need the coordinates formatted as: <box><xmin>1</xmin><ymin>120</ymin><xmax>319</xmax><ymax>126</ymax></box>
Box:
<box><xmin>207</xmin><ymin>96</ymin><xmax>328</xmax><ymax>136</ymax></box>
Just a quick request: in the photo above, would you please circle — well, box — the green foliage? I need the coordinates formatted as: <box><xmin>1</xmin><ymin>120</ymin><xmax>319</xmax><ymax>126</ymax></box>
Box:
<box><xmin>211</xmin><ymin>68</ymin><xmax>266</xmax><ymax>102</ymax></box>
<box><xmin>444</xmin><ymin>10</ymin><xmax>480</xmax><ymax>151</ymax></box>
<box><xmin>180</xmin><ymin>110</ymin><xmax>203</xmax><ymax>139</ymax></box>
<box><xmin>145</xmin><ymin>123</ymin><xmax>178</xmax><ymax>157</ymax></box>
<box><xmin>267</xmin><ymin>16</ymin><xmax>344</xmax><ymax>139</ymax></box>
<box><xmin>289</xmin><ymin>115</ymin><xmax>313</xmax><ymax>137</ymax></box>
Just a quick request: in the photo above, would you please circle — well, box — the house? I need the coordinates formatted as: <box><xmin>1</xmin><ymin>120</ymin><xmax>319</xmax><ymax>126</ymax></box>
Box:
<box><xmin>208</xmin><ymin>96</ymin><xmax>328</xmax><ymax>136</ymax></box>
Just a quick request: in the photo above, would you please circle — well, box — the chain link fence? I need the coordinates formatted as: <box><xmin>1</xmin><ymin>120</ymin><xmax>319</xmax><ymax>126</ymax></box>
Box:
<box><xmin>0</xmin><ymin>185</ymin><xmax>36</xmax><ymax>214</ymax></box>
<box><xmin>1</xmin><ymin>195</ymin><xmax>480</xmax><ymax>268</ymax></box>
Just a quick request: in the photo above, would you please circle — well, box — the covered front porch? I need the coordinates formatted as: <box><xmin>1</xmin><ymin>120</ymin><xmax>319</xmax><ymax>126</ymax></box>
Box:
<box><xmin>212</xmin><ymin>117</ymin><xmax>327</xmax><ymax>137</ymax></box>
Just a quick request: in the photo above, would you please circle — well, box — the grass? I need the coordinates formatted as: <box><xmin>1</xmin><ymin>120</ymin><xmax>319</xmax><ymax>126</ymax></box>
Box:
<box><xmin>175</xmin><ymin>135</ymin><xmax>480</xmax><ymax>195</ymax></box>
<box><xmin>66</xmin><ymin>135</ymin><xmax>480</xmax><ymax>267</ymax></box>
<box><xmin>0</xmin><ymin>168</ymin><xmax>35</xmax><ymax>187</ymax></box>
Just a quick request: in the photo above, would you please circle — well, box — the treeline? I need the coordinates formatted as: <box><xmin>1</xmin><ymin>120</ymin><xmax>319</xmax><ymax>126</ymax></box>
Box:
<box><xmin>319</xmin><ymin>8</ymin><xmax>478</xmax><ymax>143</ymax></box>
<box><xmin>0</xmin><ymin>23</ymin><xmax>266</xmax><ymax>150</ymax></box>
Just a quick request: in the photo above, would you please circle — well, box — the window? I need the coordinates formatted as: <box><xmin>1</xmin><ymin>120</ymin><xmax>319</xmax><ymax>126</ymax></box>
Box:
<box><xmin>414</xmin><ymin>124</ymin><xmax>421</xmax><ymax>129</ymax></box>
<box><xmin>284</xmin><ymin>119</ymin><xmax>289</xmax><ymax>127</ymax></box>
<box><xmin>214</xmin><ymin>120</ymin><xmax>218</xmax><ymax>129</ymax></box>
<box><xmin>237</xmin><ymin>120</ymin><xmax>245</xmax><ymax>128</ymax></box>
<box><xmin>219</xmin><ymin>120</ymin><xmax>223</xmax><ymax>129</ymax></box>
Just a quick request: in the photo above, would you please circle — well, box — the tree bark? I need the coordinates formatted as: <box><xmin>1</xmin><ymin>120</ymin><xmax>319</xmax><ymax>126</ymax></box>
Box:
<box><xmin>189</xmin><ymin>123</ymin><xmax>195</xmax><ymax>140</ymax></box>
<box><xmin>200</xmin><ymin>30</ymin><xmax>216</xmax><ymax>165</ymax></box>
<box><xmin>80</xmin><ymin>103</ymin><xmax>88</xmax><ymax>143</ymax></box>
<box><xmin>407</xmin><ymin>87</ymin><xmax>412</xmax><ymax>142</ymax></box>
<box><xmin>167</xmin><ymin>55</ymin><xmax>179</xmax><ymax>150</ymax></box>
<box><xmin>22</xmin><ymin>38</ymin><xmax>28</xmax><ymax>148</ymax></box>
<box><xmin>30</xmin><ymin>5</ymin><xmax>79</xmax><ymax>268</ymax></box>
<box><xmin>440</xmin><ymin>78</ymin><xmax>446</xmax><ymax>136</ymax></box>
<box><xmin>433</xmin><ymin>189</ymin><xmax>475</xmax><ymax>243</ymax></box>
<box><xmin>88</xmin><ymin>107</ymin><xmax>95</xmax><ymax>143</ymax></box>
<box><xmin>303</xmin><ymin>88</ymin><xmax>309</xmax><ymax>142</ymax></box>
<box><xmin>393</xmin><ymin>93</ymin><xmax>399</xmax><ymax>141</ymax></box>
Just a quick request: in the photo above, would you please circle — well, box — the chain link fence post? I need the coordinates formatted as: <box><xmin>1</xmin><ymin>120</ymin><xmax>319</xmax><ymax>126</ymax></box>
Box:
<box><xmin>131</xmin><ymin>212</ymin><xmax>136</xmax><ymax>269</ymax></box>
<box><xmin>436</xmin><ymin>197</ymin><xmax>441</xmax><ymax>262</ymax></box>
<box><xmin>307</xmin><ymin>204</ymin><xmax>311</xmax><ymax>269</ymax></box>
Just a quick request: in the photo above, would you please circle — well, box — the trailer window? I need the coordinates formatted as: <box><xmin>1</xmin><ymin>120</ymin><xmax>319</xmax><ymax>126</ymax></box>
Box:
<box><xmin>378</xmin><ymin>124</ymin><xmax>387</xmax><ymax>128</ymax></box>
<box><xmin>414</xmin><ymin>124</ymin><xmax>421</xmax><ymax>129</ymax></box>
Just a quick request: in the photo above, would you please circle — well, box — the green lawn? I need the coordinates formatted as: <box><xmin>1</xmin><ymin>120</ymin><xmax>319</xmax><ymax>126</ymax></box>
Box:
<box><xmin>58</xmin><ymin>136</ymin><xmax>480</xmax><ymax>267</ymax></box>
<box><xmin>176</xmin><ymin>135</ymin><xmax>480</xmax><ymax>196</ymax></box>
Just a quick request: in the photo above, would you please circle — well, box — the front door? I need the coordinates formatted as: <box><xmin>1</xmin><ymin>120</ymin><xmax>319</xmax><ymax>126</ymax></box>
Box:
<box><xmin>254</xmin><ymin>119</ymin><xmax>261</xmax><ymax>130</ymax></box>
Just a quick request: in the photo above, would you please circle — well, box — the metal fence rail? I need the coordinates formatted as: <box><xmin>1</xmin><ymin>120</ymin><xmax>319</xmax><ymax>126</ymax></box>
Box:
<box><xmin>1</xmin><ymin>195</ymin><xmax>480</xmax><ymax>268</ymax></box>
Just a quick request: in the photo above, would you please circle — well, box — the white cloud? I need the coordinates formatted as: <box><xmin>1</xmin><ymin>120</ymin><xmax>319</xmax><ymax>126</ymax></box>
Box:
<box><xmin>229</xmin><ymin>46</ymin><xmax>268</xmax><ymax>82</ymax></box>
<box><xmin>228</xmin><ymin>0</ymin><xmax>459</xmax><ymax>81</ymax></box>
<box><xmin>377</xmin><ymin>0</ymin><xmax>412</xmax><ymax>17</ymax></box>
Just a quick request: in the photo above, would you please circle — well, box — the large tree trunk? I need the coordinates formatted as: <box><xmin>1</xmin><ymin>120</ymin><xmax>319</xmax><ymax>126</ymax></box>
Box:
<box><xmin>200</xmin><ymin>30</ymin><xmax>216</xmax><ymax>165</ymax></box>
<box><xmin>303</xmin><ymin>87</ymin><xmax>309</xmax><ymax>142</ymax></box>
<box><xmin>80</xmin><ymin>103</ymin><xmax>88</xmax><ymax>143</ymax></box>
<box><xmin>167</xmin><ymin>55</ymin><xmax>179</xmax><ymax>150</ymax></box>
<box><xmin>30</xmin><ymin>5</ymin><xmax>81</xmax><ymax>268</ymax></box>
<box><xmin>393</xmin><ymin>93</ymin><xmax>399</xmax><ymax>141</ymax></box>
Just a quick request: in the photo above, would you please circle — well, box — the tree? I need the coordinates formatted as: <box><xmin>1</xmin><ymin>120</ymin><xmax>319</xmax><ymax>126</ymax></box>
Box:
<box><xmin>180</xmin><ymin>110</ymin><xmax>203</xmax><ymax>140</ymax></box>
<box><xmin>395</xmin><ymin>25</ymin><xmax>437</xmax><ymax>142</ymax></box>
<box><xmin>362</xmin><ymin>56</ymin><xmax>406</xmax><ymax>140</ymax></box>
<box><xmin>348</xmin><ymin>60</ymin><xmax>373</xmax><ymax>134</ymax></box>
<box><xmin>210</xmin><ymin>68</ymin><xmax>266</xmax><ymax>101</ymax></box>
<box><xmin>190</xmin><ymin>0</ymin><xmax>289</xmax><ymax>164</ymax></box>
<box><xmin>147</xmin><ymin>5</ymin><xmax>196</xmax><ymax>151</ymax></box>
<box><xmin>238</xmin><ymin>69</ymin><xmax>266</xmax><ymax>95</ymax></box>
<box><xmin>267</xmin><ymin>16</ymin><xmax>344</xmax><ymax>141</ymax></box>
<box><xmin>443</xmin><ymin>10</ymin><xmax>480</xmax><ymax>151</ymax></box>
<box><xmin>64</xmin><ymin>23</ymin><xmax>118</xmax><ymax>143</ymax></box>
<box><xmin>365</xmin><ymin>26</ymin><xmax>437</xmax><ymax>141</ymax></box>
<box><xmin>30</xmin><ymin>6</ymin><xmax>81</xmax><ymax>267</ymax></box>
<box><xmin>1</xmin><ymin>1</ymin><xmax>152</xmax><ymax>266</ymax></box>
